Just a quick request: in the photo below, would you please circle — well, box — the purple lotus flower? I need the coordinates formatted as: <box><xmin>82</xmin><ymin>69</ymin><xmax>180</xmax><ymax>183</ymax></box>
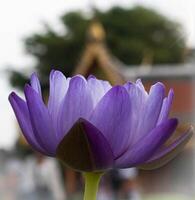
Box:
<box><xmin>9</xmin><ymin>70</ymin><xmax>192</xmax><ymax>172</ymax></box>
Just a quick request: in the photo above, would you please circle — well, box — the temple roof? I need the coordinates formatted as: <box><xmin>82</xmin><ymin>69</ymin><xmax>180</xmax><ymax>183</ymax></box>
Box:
<box><xmin>74</xmin><ymin>21</ymin><xmax>126</xmax><ymax>85</ymax></box>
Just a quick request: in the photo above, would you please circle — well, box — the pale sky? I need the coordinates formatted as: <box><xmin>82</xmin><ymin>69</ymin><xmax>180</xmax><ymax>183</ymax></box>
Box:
<box><xmin>0</xmin><ymin>0</ymin><xmax>195</xmax><ymax>149</ymax></box>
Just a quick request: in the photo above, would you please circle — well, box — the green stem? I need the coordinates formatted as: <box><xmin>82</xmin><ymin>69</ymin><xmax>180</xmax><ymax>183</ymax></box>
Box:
<box><xmin>83</xmin><ymin>172</ymin><xmax>103</xmax><ymax>200</ymax></box>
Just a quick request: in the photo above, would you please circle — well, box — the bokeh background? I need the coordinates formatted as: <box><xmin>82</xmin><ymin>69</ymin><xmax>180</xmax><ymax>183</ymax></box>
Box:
<box><xmin>0</xmin><ymin>0</ymin><xmax>195</xmax><ymax>200</ymax></box>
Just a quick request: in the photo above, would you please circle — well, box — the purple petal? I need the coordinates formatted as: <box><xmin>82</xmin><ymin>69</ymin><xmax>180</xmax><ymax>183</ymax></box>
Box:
<box><xmin>134</xmin><ymin>82</ymin><xmax>165</xmax><ymax>143</ymax></box>
<box><xmin>135</xmin><ymin>79</ymin><xmax>148</xmax><ymax>97</ymax></box>
<box><xmin>58</xmin><ymin>75</ymin><xmax>93</xmax><ymax>140</ymax></box>
<box><xmin>24</xmin><ymin>85</ymin><xmax>57</xmax><ymax>155</ymax></box>
<box><xmin>87</xmin><ymin>75</ymin><xmax>96</xmax><ymax>79</ymax></box>
<box><xmin>138</xmin><ymin>126</ymin><xmax>193</xmax><ymax>170</ymax></box>
<box><xmin>56</xmin><ymin>119</ymin><xmax>114</xmax><ymax>171</ymax></box>
<box><xmin>101</xmin><ymin>80</ymin><xmax>112</xmax><ymax>93</ymax></box>
<box><xmin>124</xmin><ymin>81</ymin><xmax>148</xmax><ymax>145</ymax></box>
<box><xmin>87</xmin><ymin>76</ymin><xmax>112</xmax><ymax>107</ymax></box>
<box><xmin>48</xmin><ymin>70</ymin><xmax>70</xmax><ymax>133</ymax></box>
<box><xmin>157</xmin><ymin>89</ymin><xmax>174</xmax><ymax>125</ymax></box>
<box><xmin>90</xmin><ymin>86</ymin><xmax>132</xmax><ymax>158</ymax></box>
<box><xmin>9</xmin><ymin>92</ymin><xmax>50</xmax><ymax>155</ymax></box>
<box><xmin>115</xmin><ymin>118</ymin><xmax>178</xmax><ymax>168</ymax></box>
<box><xmin>30</xmin><ymin>73</ymin><xmax>42</xmax><ymax>97</ymax></box>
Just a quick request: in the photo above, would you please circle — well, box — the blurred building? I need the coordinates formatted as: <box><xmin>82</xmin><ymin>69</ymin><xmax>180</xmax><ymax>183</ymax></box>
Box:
<box><xmin>74</xmin><ymin>21</ymin><xmax>125</xmax><ymax>85</ymax></box>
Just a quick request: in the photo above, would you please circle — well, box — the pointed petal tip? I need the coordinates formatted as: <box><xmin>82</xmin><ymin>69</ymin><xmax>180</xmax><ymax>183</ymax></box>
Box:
<box><xmin>24</xmin><ymin>83</ymin><xmax>31</xmax><ymax>89</ymax></box>
<box><xmin>70</xmin><ymin>74</ymin><xmax>87</xmax><ymax>84</ymax></box>
<box><xmin>30</xmin><ymin>72</ymin><xmax>38</xmax><ymax>79</ymax></box>
<box><xmin>156</xmin><ymin>81</ymin><xmax>165</xmax><ymax>87</ymax></box>
<box><xmin>29</xmin><ymin>73</ymin><xmax>42</xmax><ymax>97</ymax></box>
<box><xmin>87</xmin><ymin>74</ymin><xmax>96</xmax><ymax>80</ymax></box>
<box><xmin>50</xmin><ymin>69</ymin><xmax>62</xmax><ymax>73</ymax></box>
<box><xmin>8</xmin><ymin>93</ymin><xmax>17</xmax><ymax>107</ymax></box>
<box><xmin>124</xmin><ymin>81</ymin><xmax>133</xmax><ymax>90</ymax></box>
<box><xmin>24</xmin><ymin>85</ymin><xmax>33</xmax><ymax>101</ymax></box>
<box><xmin>8</xmin><ymin>92</ymin><xmax>16</xmax><ymax>101</ymax></box>
<box><xmin>169</xmin><ymin>88</ymin><xmax>174</xmax><ymax>95</ymax></box>
<box><xmin>167</xmin><ymin>88</ymin><xmax>174</xmax><ymax>101</ymax></box>
<box><xmin>136</xmin><ymin>78</ymin><xmax>142</xmax><ymax>85</ymax></box>
<box><xmin>50</xmin><ymin>69</ymin><xmax>65</xmax><ymax>77</ymax></box>
<box><xmin>72</xmin><ymin>74</ymin><xmax>85</xmax><ymax>79</ymax></box>
<box><xmin>49</xmin><ymin>69</ymin><xmax>57</xmax><ymax>78</ymax></box>
<box><xmin>9</xmin><ymin>92</ymin><xmax>24</xmax><ymax>107</ymax></box>
<box><xmin>24</xmin><ymin>84</ymin><xmax>32</xmax><ymax>95</ymax></box>
<box><xmin>151</xmin><ymin>82</ymin><xmax>165</xmax><ymax>92</ymax></box>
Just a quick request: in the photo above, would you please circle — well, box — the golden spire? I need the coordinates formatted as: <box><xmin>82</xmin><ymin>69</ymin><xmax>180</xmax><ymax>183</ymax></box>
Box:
<box><xmin>87</xmin><ymin>21</ymin><xmax>105</xmax><ymax>42</ymax></box>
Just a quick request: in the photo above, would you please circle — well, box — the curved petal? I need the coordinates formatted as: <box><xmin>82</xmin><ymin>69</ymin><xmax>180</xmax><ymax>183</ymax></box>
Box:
<box><xmin>30</xmin><ymin>73</ymin><xmax>42</xmax><ymax>98</ymax></box>
<box><xmin>139</xmin><ymin>126</ymin><xmax>193</xmax><ymax>170</ymax></box>
<box><xmin>124</xmin><ymin>81</ymin><xmax>148</xmax><ymax>145</ymax></box>
<box><xmin>115</xmin><ymin>118</ymin><xmax>178</xmax><ymax>168</ymax></box>
<box><xmin>48</xmin><ymin>70</ymin><xmax>70</xmax><ymax>133</ymax></box>
<box><xmin>56</xmin><ymin>118</ymin><xmax>114</xmax><ymax>172</ymax></box>
<box><xmin>87</xmin><ymin>76</ymin><xmax>112</xmax><ymax>107</ymax></box>
<box><xmin>134</xmin><ymin>82</ymin><xmax>165</xmax><ymax>143</ymax></box>
<box><xmin>90</xmin><ymin>86</ymin><xmax>132</xmax><ymax>158</ymax></box>
<box><xmin>157</xmin><ymin>89</ymin><xmax>174</xmax><ymax>125</ymax></box>
<box><xmin>87</xmin><ymin>75</ymin><xmax>111</xmax><ymax>92</ymax></box>
<box><xmin>24</xmin><ymin>85</ymin><xmax>57</xmax><ymax>155</ymax></box>
<box><xmin>8</xmin><ymin>92</ymin><xmax>50</xmax><ymax>155</ymax></box>
<box><xmin>58</xmin><ymin>75</ymin><xmax>93</xmax><ymax>140</ymax></box>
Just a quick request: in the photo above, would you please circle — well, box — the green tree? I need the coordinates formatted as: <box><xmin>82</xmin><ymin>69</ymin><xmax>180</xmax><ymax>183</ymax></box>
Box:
<box><xmin>9</xmin><ymin>6</ymin><xmax>185</xmax><ymax>90</ymax></box>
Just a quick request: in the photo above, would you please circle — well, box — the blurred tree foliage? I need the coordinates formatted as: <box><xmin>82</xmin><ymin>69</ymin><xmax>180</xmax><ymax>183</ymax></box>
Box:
<box><xmin>10</xmin><ymin>6</ymin><xmax>185</xmax><ymax>90</ymax></box>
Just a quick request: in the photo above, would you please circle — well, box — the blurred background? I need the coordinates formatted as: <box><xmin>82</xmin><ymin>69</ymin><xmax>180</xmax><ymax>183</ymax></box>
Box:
<box><xmin>0</xmin><ymin>0</ymin><xmax>195</xmax><ymax>199</ymax></box>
